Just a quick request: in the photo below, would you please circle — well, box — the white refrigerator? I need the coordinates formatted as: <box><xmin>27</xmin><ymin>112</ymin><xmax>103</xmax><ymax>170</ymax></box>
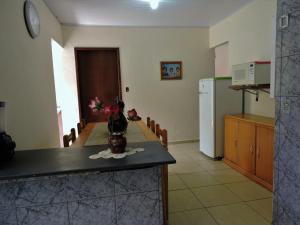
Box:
<box><xmin>199</xmin><ymin>78</ymin><xmax>242</xmax><ymax>159</ymax></box>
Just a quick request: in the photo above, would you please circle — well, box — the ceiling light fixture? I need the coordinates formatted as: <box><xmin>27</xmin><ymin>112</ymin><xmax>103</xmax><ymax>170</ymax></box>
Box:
<box><xmin>142</xmin><ymin>0</ymin><xmax>160</xmax><ymax>10</ymax></box>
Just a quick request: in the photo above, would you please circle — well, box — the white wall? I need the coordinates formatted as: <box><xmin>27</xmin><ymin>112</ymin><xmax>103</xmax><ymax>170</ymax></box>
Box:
<box><xmin>215</xmin><ymin>42</ymin><xmax>229</xmax><ymax>77</ymax></box>
<box><xmin>0</xmin><ymin>0</ymin><xmax>63</xmax><ymax>149</ymax></box>
<box><xmin>62</xmin><ymin>26</ymin><xmax>214</xmax><ymax>142</ymax></box>
<box><xmin>210</xmin><ymin>0</ymin><xmax>277</xmax><ymax>118</ymax></box>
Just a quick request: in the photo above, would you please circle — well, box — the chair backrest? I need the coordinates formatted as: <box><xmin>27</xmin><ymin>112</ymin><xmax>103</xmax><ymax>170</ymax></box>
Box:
<box><xmin>161</xmin><ymin>129</ymin><xmax>168</xmax><ymax>149</ymax></box>
<box><xmin>150</xmin><ymin>120</ymin><xmax>155</xmax><ymax>133</ymax></box>
<box><xmin>147</xmin><ymin>117</ymin><xmax>151</xmax><ymax>128</ymax></box>
<box><xmin>63</xmin><ymin>128</ymin><xmax>76</xmax><ymax>147</ymax></box>
<box><xmin>155</xmin><ymin>124</ymin><xmax>161</xmax><ymax>138</ymax></box>
<box><xmin>77</xmin><ymin>119</ymin><xmax>86</xmax><ymax>134</ymax></box>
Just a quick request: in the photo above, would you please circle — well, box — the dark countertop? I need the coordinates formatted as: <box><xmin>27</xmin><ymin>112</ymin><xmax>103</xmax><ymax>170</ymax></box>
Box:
<box><xmin>0</xmin><ymin>141</ymin><xmax>176</xmax><ymax>181</ymax></box>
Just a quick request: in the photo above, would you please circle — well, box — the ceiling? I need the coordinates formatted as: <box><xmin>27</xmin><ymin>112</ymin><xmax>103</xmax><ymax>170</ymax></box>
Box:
<box><xmin>43</xmin><ymin>0</ymin><xmax>253</xmax><ymax>27</ymax></box>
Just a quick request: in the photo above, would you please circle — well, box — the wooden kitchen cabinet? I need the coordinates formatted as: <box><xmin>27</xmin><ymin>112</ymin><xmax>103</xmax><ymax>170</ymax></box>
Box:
<box><xmin>236</xmin><ymin>121</ymin><xmax>256</xmax><ymax>174</ymax></box>
<box><xmin>256</xmin><ymin>125</ymin><xmax>274</xmax><ymax>185</ymax></box>
<box><xmin>224</xmin><ymin>117</ymin><xmax>238</xmax><ymax>164</ymax></box>
<box><xmin>224</xmin><ymin>114</ymin><xmax>275</xmax><ymax>191</ymax></box>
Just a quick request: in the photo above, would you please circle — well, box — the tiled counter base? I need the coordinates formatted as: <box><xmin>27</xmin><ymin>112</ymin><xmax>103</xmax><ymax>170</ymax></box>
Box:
<box><xmin>0</xmin><ymin>166</ymin><xmax>163</xmax><ymax>225</ymax></box>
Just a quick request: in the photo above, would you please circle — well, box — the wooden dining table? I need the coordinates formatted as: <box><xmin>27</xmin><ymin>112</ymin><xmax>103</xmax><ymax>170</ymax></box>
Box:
<box><xmin>71</xmin><ymin>120</ymin><xmax>159</xmax><ymax>147</ymax></box>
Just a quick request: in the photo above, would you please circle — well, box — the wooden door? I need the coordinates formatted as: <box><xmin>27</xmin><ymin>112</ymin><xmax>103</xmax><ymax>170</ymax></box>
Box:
<box><xmin>256</xmin><ymin>126</ymin><xmax>274</xmax><ymax>185</ymax></box>
<box><xmin>237</xmin><ymin>120</ymin><xmax>255</xmax><ymax>173</ymax></box>
<box><xmin>224</xmin><ymin>117</ymin><xmax>238</xmax><ymax>164</ymax></box>
<box><xmin>75</xmin><ymin>48</ymin><xmax>122</xmax><ymax>122</ymax></box>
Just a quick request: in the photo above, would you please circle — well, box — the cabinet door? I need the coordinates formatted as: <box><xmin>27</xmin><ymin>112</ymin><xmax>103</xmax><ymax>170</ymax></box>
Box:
<box><xmin>256</xmin><ymin>126</ymin><xmax>274</xmax><ymax>185</ymax></box>
<box><xmin>224</xmin><ymin>117</ymin><xmax>238</xmax><ymax>164</ymax></box>
<box><xmin>237</xmin><ymin>121</ymin><xmax>256</xmax><ymax>173</ymax></box>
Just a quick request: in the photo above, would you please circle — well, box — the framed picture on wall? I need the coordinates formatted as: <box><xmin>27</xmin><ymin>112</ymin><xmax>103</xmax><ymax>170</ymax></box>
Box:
<box><xmin>160</xmin><ymin>61</ymin><xmax>182</xmax><ymax>80</ymax></box>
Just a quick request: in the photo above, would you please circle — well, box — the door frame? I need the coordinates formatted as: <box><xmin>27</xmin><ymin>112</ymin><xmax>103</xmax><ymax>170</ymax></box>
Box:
<box><xmin>74</xmin><ymin>47</ymin><xmax>122</xmax><ymax>121</ymax></box>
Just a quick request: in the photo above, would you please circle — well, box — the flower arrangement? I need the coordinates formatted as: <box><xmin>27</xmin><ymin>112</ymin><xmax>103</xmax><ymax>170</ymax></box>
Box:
<box><xmin>89</xmin><ymin>97</ymin><xmax>128</xmax><ymax>134</ymax></box>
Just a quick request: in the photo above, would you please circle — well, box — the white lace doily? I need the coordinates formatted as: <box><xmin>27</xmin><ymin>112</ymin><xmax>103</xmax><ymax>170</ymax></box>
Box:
<box><xmin>89</xmin><ymin>147</ymin><xmax>145</xmax><ymax>159</ymax></box>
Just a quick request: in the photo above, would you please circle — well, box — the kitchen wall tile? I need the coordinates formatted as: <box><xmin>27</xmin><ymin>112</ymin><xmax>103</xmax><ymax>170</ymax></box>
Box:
<box><xmin>17</xmin><ymin>203</ymin><xmax>69</xmax><ymax>225</ymax></box>
<box><xmin>276</xmin><ymin>0</ymin><xmax>282</xmax><ymax>59</ymax></box>
<box><xmin>114</xmin><ymin>167</ymin><xmax>158</xmax><ymax>195</ymax></box>
<box><xmin>280</xmin><ymin>55</ymin><xmax>300</xmax><ymax>96</ymax></box>
<box><xmin>68</xmin><ymin>197</ymin><xmax>116</xmax><ymax>225</ymax></box>
<box><xmin>0</xmin><ymin>181</ymin><xmax>18</xmax><ymax>211</ymax></box>
<box><xmin>15</xmin><ymin>176</ymin><xmax>67</xmax><ymax>207</ymax></box>
<box><xmin>272</xmin><ymin>168</ymin><xmax>300</xmax><ymax>225</ymax></box>
<box><xmin>66</xmin><ymin>172</ymin><xmax>114</xmax><ymax>201</ymax></box>
<box><xmin>278</xmin><ymin>97</ymin><xmax>300</xmax><ymax>139</ymax></box>
<box><xmin>280</xmin><ymin>1</ymin><xmax>300</xmax><ymax>57</ymax></box>
<box><xmin>0</xmin><ymin>208</ymin><xmax>17</xmax><ymax>225</ymax></box>
<box><xmin>274</xmin><ymin>57</ymin><xmax>281</xmax><ymax>97</ymax></box>
<box><xmin>116</xmin><ymin>191</ymin><xmax>160</xmax><ymax>225</ymax></box>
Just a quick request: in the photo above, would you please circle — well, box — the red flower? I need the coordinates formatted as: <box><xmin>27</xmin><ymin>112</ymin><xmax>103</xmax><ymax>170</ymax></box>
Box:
<box><xmin>103</xmin><ymin>104</ymin><xmax>120</xmax><ymax>117</ymax></box>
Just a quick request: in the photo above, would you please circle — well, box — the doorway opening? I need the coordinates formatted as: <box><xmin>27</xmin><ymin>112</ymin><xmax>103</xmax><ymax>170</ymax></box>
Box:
<box><xmin>75</xmin><ymin>48</ymin><xmax>122</xmax><ymax>123</ymax></box>
<box><xmin>51</xmin><ymin>39</ymin><xmax>79</xmax><ymax>147</ymax></box>
<box><xmin>214</xmin><ymin>42</ymin><xmax>229</xmax><ymax>78</ymax></box>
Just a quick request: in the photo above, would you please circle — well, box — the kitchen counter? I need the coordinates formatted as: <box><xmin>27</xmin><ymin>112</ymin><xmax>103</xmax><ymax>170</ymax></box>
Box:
<box><xmin>0</xmin><ymin>141</ymin><xmax>175</xmax><ymax>225</ymax></box>
<box><xmin>0</xmin><ymin>141</ymin><xmax>175</xmax><ymax>180</ymax></box>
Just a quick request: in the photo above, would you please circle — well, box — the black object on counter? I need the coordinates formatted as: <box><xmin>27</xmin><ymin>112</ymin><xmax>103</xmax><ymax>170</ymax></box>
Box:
<box><xmin>0</xmin><ymin>132</ymin><xmax>16</xmax><ymax>162</ymax></box>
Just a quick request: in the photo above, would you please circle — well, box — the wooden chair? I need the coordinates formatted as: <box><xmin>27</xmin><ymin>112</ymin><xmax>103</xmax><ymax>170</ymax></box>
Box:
<box><xmin>150</xmin><ymin>120</ymin><xmax>155</xmax><ymax>133</ymax></box>
<box><xmin>155</xmin><ymin>124</ymin><xmax>161</xmax><ymax>138</ymax></box>
<box><xmin>63</xmin><ymin>128</ymin><xmax>76</xmax><ymax>147</ymax></box>
<box><xmin>147</xmin><ymin>117</ymin><xmax>151</xmax><ymax>128</ymax></box>
<box><xmin>157</xmin><ymin>127</ymin><xmax>169</xmax><ymax>225</ymax></box>
<box><xmin>161</xmin><ymin>129</ymin><xmax>168</xmax><ymax>148</ymax></box>
<box><xmin>77</xmin><ymin>119</ymin><xmax>86</xmax><ymax>135</ymax></box>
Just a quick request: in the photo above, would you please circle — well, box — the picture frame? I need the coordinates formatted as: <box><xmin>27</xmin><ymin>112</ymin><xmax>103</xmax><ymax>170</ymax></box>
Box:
<box><xmin>160</xmin><ymin>61</ymin><xmax>182</xmax><ymax>80</ymax></box>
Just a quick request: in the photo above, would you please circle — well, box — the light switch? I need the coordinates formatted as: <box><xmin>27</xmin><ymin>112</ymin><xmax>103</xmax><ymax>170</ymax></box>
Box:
<box><xmin>280</xmin><ymin>15</ymin><xmax>289</xmax><ymax>29</ymax></box>
<box><xmin>282</xmin><ymin>98</ymin><xmax>291</xmax><ymax>114</ymax></box>
<box><xmin>126</xmin><ymin>87</ymin><xmax>129</xmax><ymax>92</ymax></box>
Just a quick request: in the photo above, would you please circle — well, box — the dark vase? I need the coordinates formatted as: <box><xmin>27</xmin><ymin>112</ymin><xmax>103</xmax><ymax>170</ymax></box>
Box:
<box><xmin>107</xmin><ymin>112</ymin><xmax>128</xmax><ymax>133</ymax></box>
<box><xmin>108</xmin><ymin>133</ymin><xmax>127</xmax><ymax>154</ymax></box>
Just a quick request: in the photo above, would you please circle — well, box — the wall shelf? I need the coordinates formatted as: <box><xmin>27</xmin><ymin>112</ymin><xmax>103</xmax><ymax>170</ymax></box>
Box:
<box><xmin>229</xmin><ymin>84</ymin><xmax>271</xmax><ymax>114</ymax></box>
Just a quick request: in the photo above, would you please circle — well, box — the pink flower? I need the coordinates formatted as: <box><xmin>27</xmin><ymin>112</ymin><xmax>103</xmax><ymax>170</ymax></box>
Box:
<box><xmin>89</xmin><ymin>100</ymin><xmax>96</xmax><ymax>109</ymax></box>
<box><xmin>95</xmin><ymin>97</ymin><xmax>101</xmax><ymax>104</ymax></box>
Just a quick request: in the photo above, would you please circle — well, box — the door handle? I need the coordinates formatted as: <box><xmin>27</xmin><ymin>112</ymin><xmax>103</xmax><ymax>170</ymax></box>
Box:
<box><xmin>250</xmin><ymin>145</ymin><xmax>254</xmax><ymax>155</ymax></box>
<box><xmin>234</xmin><ymin>140</ymin><xmax>238</xmax><ymax>147</ymax></box>
<box><xmin>257</xmin><ymin>147</ymin><xmax>260</xmax><ymax>159</ymax></box>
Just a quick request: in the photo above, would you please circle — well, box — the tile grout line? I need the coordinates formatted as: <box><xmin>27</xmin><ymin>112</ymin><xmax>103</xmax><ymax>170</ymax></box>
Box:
<box><xmin>168</xmin><ymin>148</ymin><xmax>273</xmax><ymax>223</ymax></box>
<box><xmin>169</xmin><ymin>174</ymin><xmax>273</xmax><ymax>216</ymax></box>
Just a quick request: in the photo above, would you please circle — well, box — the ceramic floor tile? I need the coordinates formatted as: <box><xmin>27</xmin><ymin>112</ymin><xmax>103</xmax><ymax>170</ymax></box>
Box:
<box><xmin>168</xmin><ymin>162</ymin><xmax>205</xmax><ymax>174</ymax></box>
<box><xmin>168</xmin><ymin>175</ymin><xmax>187</xmax><ymax>191</ymax></box>
<box><xmin>169</xmin><ymin>209</ymin><xmax>218</xmax><ymax>225</ymax></box>
<box><xmin>197</xmin><ymin>159</ymin><xmax>230</xmax><ymax>171</ymax></box>
<box><xmin>179</xmin><ymin>172</ymin><xmax>221</xmax><ymax>188</ymax></box>
<box><xmin>169</xmin><ymin>189</ymin><xmax>203</xmax><ymax>212</ymax></box>
<box><xmin>207</xmin><ymin>169</ymin><xmax>249</xmax><ymax>184</ymax></box>
<box><xmin>208</xmin><ymin>203</ymin><xmax>270</xmax><ymax>225</ymax></box>
<box><xmin>192</xmin><ymin>185</ymin><xmax>242</xmax><ymax>207</ymax></box>
<box><xmin>247</xmin><ymin>198</ymin><xmax>273</xmax><ymax>223</ymax></box>
<box><xmin>225</xmin><ymin>181</ymin><xmax>272</xmax><ymax>201</ymax></box>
